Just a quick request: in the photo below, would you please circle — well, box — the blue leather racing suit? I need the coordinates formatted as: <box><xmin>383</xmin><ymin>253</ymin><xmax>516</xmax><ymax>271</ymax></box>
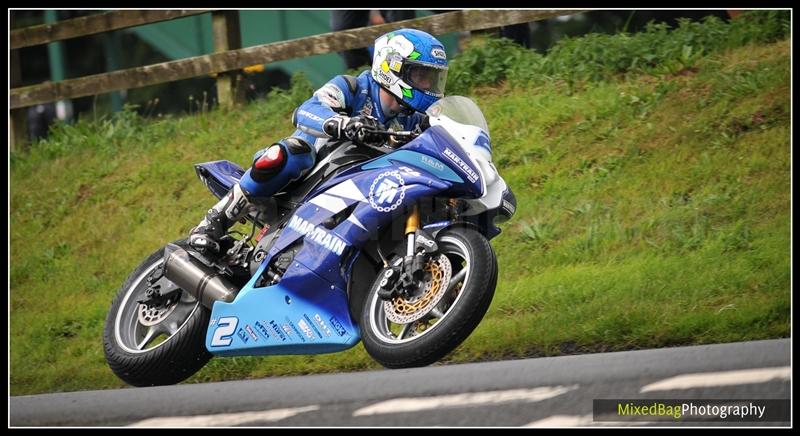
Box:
<box><xmin>239</xmin><ymin>70</ymin><xmax>427</xmax><ymax>198</ymax></box>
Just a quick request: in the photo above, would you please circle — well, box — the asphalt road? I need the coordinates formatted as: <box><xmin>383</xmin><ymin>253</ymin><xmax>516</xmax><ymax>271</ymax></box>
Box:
<box><xmin>10</xmin><ymin>338</ymin><xmax>791</xmax><ymax>427</ymax></box>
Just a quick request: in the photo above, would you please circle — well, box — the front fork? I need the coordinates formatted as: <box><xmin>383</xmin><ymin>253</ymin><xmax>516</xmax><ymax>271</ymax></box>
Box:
<box><xmin>401</xmin><ymin>204</ymin><xmax>428</xmax><ymax>295</ymax></box>
<box><xmin>378</xmin><ymin>203</ymin><xmax>425</xmax><ymax>300</ymax></box>
<box><xmin>405</xmin><ymin>204</ymin><xmax>420</xmax><ymax>256</ymax></box>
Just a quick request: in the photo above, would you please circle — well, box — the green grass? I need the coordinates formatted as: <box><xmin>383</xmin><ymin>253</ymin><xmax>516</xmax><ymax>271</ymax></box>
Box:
<box><xmin>10</xmin><ymin>14</ymin><xmax>790</xmax><ymax>395</ymax></box>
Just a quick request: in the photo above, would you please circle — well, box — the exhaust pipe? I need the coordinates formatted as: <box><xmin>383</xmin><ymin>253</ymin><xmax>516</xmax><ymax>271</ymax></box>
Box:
<box><xmin>162</xmin><ymin>244</ymin><xmax>238</xmax><ymax>308</ymax></box>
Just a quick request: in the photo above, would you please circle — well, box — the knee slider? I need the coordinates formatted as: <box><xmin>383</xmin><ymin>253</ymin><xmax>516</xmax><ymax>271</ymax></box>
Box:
<box><xmin>250</xmin><ymin>144</ymin><xmax>286</xmax><ymax>182</ymax></box>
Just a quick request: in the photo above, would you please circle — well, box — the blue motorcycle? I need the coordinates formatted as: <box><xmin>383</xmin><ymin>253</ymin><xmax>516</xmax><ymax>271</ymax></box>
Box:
<box><xmin>103</xmin><ymin>96</ymin><xmax>516</xmax><ymax>386</ymax></box>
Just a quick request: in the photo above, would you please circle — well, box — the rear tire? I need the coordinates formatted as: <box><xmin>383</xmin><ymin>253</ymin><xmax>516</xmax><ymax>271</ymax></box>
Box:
<box><xmin>103</xmin><ymin>240</ymin><xmax>212</xmax><ymax>387</ymax></box>
<box><xmin>360</xmin><ymin>226</ymin><xmax>498</xmax><ymax>368</ymax></box>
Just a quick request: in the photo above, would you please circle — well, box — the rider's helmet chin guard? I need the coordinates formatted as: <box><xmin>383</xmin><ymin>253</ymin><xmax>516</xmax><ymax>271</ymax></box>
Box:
<box><xmin>371</xmin><ymin>28</ymin><xmax>449</xmax><ymax>114</ymax></box>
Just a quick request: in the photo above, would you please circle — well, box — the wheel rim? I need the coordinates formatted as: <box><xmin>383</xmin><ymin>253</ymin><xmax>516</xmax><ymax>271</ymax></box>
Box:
<box><xmin>368</xmin><ymin>236</ymin><xmax>471</xmax><ymax>344</ymax></box>
<box><xmin>114</xmin><ymin>259</ymin><xmax>201</xmax><ymax>354</ymax></box>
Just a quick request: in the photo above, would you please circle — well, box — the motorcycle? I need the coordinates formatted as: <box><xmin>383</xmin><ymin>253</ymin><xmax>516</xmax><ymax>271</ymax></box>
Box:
<box><xmin>103</xmin><ymin>95</ymin><xmax>517</xmax><ymax>386</ymax></box>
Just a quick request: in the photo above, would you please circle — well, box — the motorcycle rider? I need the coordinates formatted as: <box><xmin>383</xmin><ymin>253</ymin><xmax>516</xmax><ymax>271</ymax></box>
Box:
<box><xmin>188</xmin><ymin>28</ymin><xmax>449</xmax><ymax>254</ymax></box>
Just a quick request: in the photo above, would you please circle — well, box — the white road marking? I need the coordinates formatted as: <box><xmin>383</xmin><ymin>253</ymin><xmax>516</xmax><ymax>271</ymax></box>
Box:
<box><xmin>128</xmin><ymin>405</ymin><xmax>319</xmax><ymax>427</ymax></box>
<box><xmin>524</xmin><ymin>414</ymin><xmax>594</xmax><ymax>427</ymax></box>
<box><xmin>640</xmin><ymin>366</ymin><xmax>791</xmax><ymax>392</ymax></box>
<box><xmin>524</xmin><ymin>414</ymin><xmax>640</xmax><ymax>427</ymax></box>
<box><xmin>352</xmin><ymin>385</ymin><xmax>578</xmax><ymax>417</ymax></box>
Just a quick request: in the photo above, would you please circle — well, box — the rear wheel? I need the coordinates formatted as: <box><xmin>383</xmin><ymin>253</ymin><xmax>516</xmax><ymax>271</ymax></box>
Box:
<box><xmin>103</xmin><ymin>240</ymin><xmax>212</xmax><ymax>387</ymax></box>
<box><xmin>360</xmin><ymin>227</ymin><xmax>498</xmax><ymax>368</ymax></box>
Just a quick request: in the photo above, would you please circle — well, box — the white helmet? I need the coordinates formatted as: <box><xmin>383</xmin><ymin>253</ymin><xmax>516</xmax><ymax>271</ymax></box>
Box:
<box><xmin>371</xmin><ymin>28</ymin><xmax>449</xmax><ymax>113</ymax></box>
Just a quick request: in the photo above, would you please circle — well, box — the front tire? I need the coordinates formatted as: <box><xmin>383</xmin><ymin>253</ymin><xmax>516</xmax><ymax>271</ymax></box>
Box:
<box><xmin>103</xmin><ymin>240</ymin><xmax>212</xmax><ymax>387</ymax></box>
<box><xmin>360</xmin><ymin>226</ymin><xmax>498</xmax><ymax>368</ymax></box>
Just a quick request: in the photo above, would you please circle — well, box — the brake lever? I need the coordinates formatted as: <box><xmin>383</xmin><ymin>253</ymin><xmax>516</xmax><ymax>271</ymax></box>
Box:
<box><xmin>370</xmin><ymin>129</ymin><xmax>418</xmax><ymax>140</ymax></box>
<box><xmin>354</xmin><ymin>128</ymin><xmax>418</xmax><ymax>149</ymax></box>
<box><xmin>388</xmin><ymin>130</ymin><xmax>418</xmax><ymax>148</ymax></box>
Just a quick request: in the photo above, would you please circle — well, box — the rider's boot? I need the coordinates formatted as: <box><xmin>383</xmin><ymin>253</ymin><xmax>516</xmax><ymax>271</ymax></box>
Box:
<box><xmin>188</xmin><ymin>136</ymin><xmax>314</xmax><ymax>254</ymax></box>
<box><xmin>188</xmin><ymin>183</ymin><xmax>253</xmax><ymax>254</ymax></box>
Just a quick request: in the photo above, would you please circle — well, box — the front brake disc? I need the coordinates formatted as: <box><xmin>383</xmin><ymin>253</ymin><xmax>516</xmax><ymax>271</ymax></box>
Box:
<box><xmin>383</xmin><ymin>254</ymin><xmax>452</xmax><ymax>324</ymax></box>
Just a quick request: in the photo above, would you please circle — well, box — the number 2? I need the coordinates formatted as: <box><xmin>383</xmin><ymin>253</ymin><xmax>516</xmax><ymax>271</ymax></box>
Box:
<box><xmin>210</xmin><ymin>316</ymin><xmax>238</xmax><ymax>347</ymax></box>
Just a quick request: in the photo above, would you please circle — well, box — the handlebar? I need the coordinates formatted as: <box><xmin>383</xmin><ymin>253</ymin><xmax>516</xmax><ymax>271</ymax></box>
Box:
<box><xmin>369</xmin><ymin>129</ymin><xmax>417</xmax><ymax>138</ymax></box>
<box><xmin>360</xmin><ymin>128</ymin><xmax>419</xmax><ymax>147</ymax></box>
<box><xmin>341</xmin><ymin>113</ymin><xmax>425</xmax><ymax>148</ymax></box>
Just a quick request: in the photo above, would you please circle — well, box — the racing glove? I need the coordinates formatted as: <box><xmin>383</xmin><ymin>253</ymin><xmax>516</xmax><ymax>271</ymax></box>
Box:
<box><xmin>322</xmin><ymin>114</ymin><xmax>351</xmax><ymax>139</ymax></box>
<box><xmin>344</xmin><ymin>116</ymin><xmax>384</xmax><ymax>145</ymax></box>
<box><xmin>324</xmin><ymin>115</ymin><xmax>384</xmax><ymax>145</ymax></box>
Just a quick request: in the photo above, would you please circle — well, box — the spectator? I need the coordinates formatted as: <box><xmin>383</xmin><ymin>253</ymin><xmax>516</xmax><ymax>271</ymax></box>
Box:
<box><xmin>431</xmin><ymin>10</ymin><xmax>532</xmax><ymax>49</ymax></box>
<box><xmin>499</xmin><ymin>23</ymin><xmax>531</xmax><ymax>48</ymax></box>
<box><xmin>330</xmin><ymin>10</ymin><xmax>417</xmax><ymax>69</ymax></box>
<box><xmin>26</xmin><ymin>103</ymin><xmax>56</xmax><ymax>141</ymax></box>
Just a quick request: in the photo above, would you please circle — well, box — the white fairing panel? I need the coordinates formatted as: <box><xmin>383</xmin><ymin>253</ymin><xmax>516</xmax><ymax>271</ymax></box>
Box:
<box><xmin>429</xmin><ymin>112</ymin><xmax>505</xmax><ymax>216</ymax></box>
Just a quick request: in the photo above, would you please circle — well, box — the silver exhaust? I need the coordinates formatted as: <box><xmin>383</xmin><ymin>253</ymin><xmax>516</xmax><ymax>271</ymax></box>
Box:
<box><xmin>162</xmin><ymin>244</ymin><xmax>238</xmax><ymax>308</ymax></box>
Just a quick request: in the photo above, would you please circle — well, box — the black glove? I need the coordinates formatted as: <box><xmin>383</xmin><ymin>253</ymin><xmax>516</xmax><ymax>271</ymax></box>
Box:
<box><xmin>322</xmin><ymin>115</ymin><xmax>350</xmax><ymax>139</ymax></box>
<box><xmin>344</xmin><ymin>116</ymin><xmax>384</xmax><ymax>145</ymax></box>
<box><xmin>324</xmin><ymin>115</ymin><xmax>384</xmax><ymax>145</ymax></box>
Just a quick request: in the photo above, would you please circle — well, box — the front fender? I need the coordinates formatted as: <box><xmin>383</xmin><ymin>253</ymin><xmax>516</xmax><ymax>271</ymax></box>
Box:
<box><xmin>423</xmin><ymin>220</ymin><xmax>483</xmax><ymax>238</ymax></box>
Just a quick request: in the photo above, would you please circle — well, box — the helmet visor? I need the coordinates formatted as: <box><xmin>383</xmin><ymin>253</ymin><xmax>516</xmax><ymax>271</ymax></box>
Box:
<box><xmin>401</xmin><ymin>61</ymin><xmax>448</xmax><ymax>97</ymax></box>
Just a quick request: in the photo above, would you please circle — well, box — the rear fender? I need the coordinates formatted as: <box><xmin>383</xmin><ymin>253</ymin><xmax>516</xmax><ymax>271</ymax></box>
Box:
<box><xmin>194</xmin><ymin>160</ymin><xmax>245</xmax><ymax>200</ymax></box>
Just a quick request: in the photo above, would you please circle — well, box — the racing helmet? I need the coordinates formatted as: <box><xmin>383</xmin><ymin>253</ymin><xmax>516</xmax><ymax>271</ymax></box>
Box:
<box><xmin>371</xmin><ymin>28</ymin><xmax>448</xmax><ymax>113</ymax></box>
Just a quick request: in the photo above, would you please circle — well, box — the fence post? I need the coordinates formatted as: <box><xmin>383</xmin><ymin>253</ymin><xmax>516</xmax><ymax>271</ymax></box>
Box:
<box><xmin>212</xmin><ymin>11</ymin><xmax>245</xmax><ymax>108</ymax></box>
<box><xmin>10</xmin><ymin>49</ymin><xmax>28</xmax><ymax>152</ymax></box>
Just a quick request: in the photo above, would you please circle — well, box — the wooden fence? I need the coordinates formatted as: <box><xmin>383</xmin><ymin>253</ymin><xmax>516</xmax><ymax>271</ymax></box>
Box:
<box><xmin>10</xmin><ymin>9</ymin><xmax>584</xmax><ymax>150</ymax></box>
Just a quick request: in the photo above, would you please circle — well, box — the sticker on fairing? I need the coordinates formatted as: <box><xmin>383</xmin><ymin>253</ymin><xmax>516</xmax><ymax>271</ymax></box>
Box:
<box><xmin>210</xmin><ymin>316</ymin><xmax>238</xmax><ymax>347</ymax></box>
<box><xmin>369</xmin><ymin>170</ymin><xmax>406</xmax><ymax>212</ymax></box>
<box><xmin>443</xmin><ymin>147</ymin><xmax>479</xmax><ymax>183</ymax></box>
<box><xmin>287</xmin><ymin>215</ymin><xmax>347</xmax><ymax>256</ymax></box>
<box><xmin>313</xmin><ymin>313</ymin><xmax>333</xmax><ymax>337</ymax></box>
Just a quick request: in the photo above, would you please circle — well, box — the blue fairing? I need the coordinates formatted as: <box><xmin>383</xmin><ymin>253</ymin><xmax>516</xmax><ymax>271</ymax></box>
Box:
<box><xmin>206</xmin><ymin>126</ymin><xmax>486</xmax><ymax>356</ymax></box>
<box><xmin>207</xmin><ymin>261</ymin><xmax>360</xmax><ymax>356</ymax></box>
<box><xmin>317</xmin><ymin>126</ymin><xmax>483</xmax><ymax>199</ymax></box>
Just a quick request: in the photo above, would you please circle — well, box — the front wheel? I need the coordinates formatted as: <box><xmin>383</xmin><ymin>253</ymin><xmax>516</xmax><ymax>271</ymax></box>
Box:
<box><xmin>103</xmin><ymin>240</ymin><xmax>212</xmax><ymax>387</ymax></box>
<box><xmin>360</xmin><ymin>226</ymin><xmax>498</xmax><ymax>368</ymax></box>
